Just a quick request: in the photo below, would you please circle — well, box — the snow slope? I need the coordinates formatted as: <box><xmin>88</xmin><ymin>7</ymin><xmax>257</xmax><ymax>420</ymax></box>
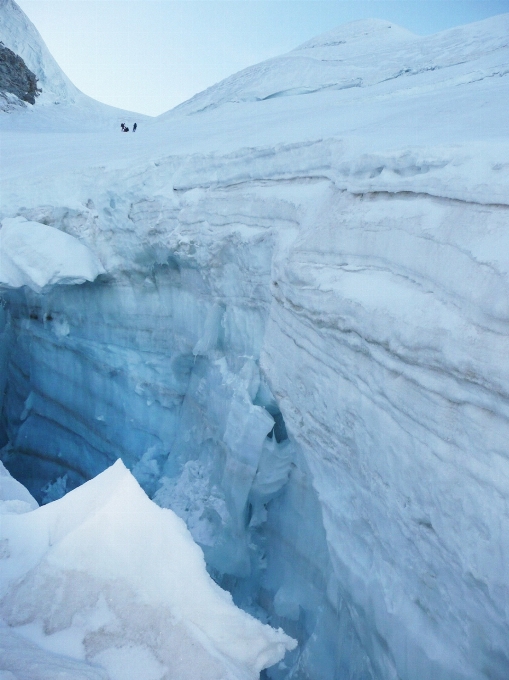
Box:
<box><xmin>167</xmin><ymin>15</ymin><xmax>509</xmax><ymax>116</ymax></box>
<box><xmin>1</xmin><ymin>4</ymin><xmax>509</xmax><ymax>680</ymax></box>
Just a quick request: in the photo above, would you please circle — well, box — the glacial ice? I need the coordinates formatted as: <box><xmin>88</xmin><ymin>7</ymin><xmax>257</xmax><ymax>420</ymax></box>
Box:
<box><xmin>1</xmin><ymin>2</ymin><xmax>509</xmax><ymax>680</ymax></box>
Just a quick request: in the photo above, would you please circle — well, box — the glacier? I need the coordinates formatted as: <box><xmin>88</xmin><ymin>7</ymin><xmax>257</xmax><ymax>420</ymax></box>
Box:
<box><xmin>1</xmin><ymin>1</ymin><xmax>509</xmax><ymax>678</ymax></box>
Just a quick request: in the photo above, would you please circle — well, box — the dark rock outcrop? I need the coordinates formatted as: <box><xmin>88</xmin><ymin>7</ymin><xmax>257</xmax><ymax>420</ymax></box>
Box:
<box><xmin>0</xmin><ymin>40</ymin><xmax>40</xmax><ymax>104</ymax></box>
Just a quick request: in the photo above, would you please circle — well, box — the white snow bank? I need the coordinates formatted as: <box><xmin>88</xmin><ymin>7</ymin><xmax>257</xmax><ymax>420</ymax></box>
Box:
<box><xmin>0</xmin><ymin>460</ymin><xmax>296</xmax><ymax>680</ymax></box>
<box><xmin>0</xmin><ymin>216</ymin><xmax>105</xmax><ymax>292</ymax></box>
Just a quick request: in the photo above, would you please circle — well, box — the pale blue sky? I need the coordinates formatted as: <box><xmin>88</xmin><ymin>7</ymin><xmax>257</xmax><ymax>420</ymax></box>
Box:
<box><xmin>18</xmin><ymin>1</ymin><xmax>509</xmax><ymax>116</ymax></box>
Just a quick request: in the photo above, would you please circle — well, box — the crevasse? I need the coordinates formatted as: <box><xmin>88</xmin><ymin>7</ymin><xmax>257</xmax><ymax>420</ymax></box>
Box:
<box><xmin>2</xmin><ymin>168</ymin><xmax>509</xmax><ymax>679</ymax></box>
<box><xmin>1</xmin><ymin>3</ymin><xmax>509</xmax><ymax>678</ymax></box>
<box><xmin>0</xmin><ymin>182</ymin><xmax>367</xmax><ymax>679</ymax></box>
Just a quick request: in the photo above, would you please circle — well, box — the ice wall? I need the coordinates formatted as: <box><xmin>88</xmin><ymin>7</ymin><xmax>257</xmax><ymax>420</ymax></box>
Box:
<box><xmin>263</xmin><ymin>190</ymin><xmax>509</xmax><ymax>680</ymax></box>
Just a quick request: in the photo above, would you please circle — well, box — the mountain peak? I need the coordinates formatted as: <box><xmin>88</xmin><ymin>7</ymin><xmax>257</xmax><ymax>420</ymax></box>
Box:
<box><xmin>294</xmin><ymin>18</ymin><xmax>415</xmax><ymax>52</ymax></box>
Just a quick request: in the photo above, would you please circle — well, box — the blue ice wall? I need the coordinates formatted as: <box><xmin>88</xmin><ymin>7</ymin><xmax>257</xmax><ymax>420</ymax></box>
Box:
<box><xmin>0</xmin><ymin>268</ymin><xmax>361</xmax><ymax>680</ymax></box>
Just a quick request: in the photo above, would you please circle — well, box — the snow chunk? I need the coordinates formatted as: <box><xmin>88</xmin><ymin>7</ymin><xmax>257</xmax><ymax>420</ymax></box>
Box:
<box><xmin>0</xmin><ymin>460</ymin><xmax>296</xmax><ymax>679</ymax></box>
<box><xmin>0</xmin><ymin>216</ymin><xmax>105</xmax><ymax>292</ymax></box>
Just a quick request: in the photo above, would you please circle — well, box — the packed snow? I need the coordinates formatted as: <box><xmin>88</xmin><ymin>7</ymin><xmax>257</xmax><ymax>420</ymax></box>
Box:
<box><xmin>0</xmin><ymin>460</ymin><xmax>295</xmax><ymax>679</ymax></box>
<box><xmin>0</xmin><ymin>217</ymin><xmax>105</xmax><ymax>291</ymax></box>
<box><xmin>1</xmin><ymin>2</ymin><xmax>509</xmax><ymax>680</ymax></box>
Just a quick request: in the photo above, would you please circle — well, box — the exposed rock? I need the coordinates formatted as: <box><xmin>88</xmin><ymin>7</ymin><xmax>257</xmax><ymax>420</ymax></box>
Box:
<box><xmin>0</xmin><ymin>40</ymin><xmax>40</xmax><ymax>104</ymax></box>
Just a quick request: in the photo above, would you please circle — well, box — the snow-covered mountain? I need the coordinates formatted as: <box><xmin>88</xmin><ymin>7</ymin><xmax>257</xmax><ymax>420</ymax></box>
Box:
<box><xmin>0</xmin><ymin>0</ymin><xmax>148</xmax><ymax>127</ymax></box>
<box><xmin>167</xmin><ymin>14</ymin><xmax>509</xmax><ymax>115</ymax></box>
<box><xmin>1</xmin><ymin>3</ymin><xmax>509</xmax><ymax>680</ymax></box>
<box><xmin>0</xmin><ymin>0</ymin><xmax>79</xmax><ymax>105</ymax></box>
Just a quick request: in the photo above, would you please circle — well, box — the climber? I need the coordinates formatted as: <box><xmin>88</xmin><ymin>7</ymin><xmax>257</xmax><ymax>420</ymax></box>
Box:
<box><xmin>123</xmin><ymin>126</ymin><xmax>129</xmax><ymax>132</ymax></box>
<box><xmin>133</xmin><ymin>122</ymin><xmax>137</xmax><ymax>132</ymax></box>
<box><xmin>120</xmin><ymin>123</ymin><xmax>125</xmax><ymax>131</ymax></box>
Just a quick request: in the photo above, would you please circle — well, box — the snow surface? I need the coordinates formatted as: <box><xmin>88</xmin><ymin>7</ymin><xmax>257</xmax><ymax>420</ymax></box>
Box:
<box><xmin>0</xmin><ymin>460</ymin><xmax>295</xmax><ymax>679</ymax></box>
<box><xmin>0</xmin><ymin>216</ymin><xmax>105</xmax><ymax>291</ymax></box>
<box><xmin>1</xmin><ymin>3</ymin><xmax>509</xmax><ymax>680</ymax></box>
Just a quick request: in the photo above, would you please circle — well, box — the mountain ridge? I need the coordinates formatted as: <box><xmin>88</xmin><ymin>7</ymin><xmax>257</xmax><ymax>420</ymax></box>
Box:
<box><xmin>161</xmin><ymin>11</ymin><xmax>509</xmax><ymax>117</ymax></box>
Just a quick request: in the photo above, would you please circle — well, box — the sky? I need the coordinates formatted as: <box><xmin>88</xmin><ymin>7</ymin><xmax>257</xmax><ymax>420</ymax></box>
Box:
<box><xmin>17</xmin><ymin>0</ymin><xmax>509</xmax><ymax>116</ymax></box>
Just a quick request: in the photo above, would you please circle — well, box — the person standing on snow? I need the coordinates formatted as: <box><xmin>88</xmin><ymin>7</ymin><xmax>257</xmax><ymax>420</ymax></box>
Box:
<box><xmin>121</xmin><ymin>123</ymin><xmax>125</xmax><ymax>131</ymax></box>
<box><xmin>133</xmin><ymin>123</ymin><xmax>137</xmax><ymax>132</ymax></box>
